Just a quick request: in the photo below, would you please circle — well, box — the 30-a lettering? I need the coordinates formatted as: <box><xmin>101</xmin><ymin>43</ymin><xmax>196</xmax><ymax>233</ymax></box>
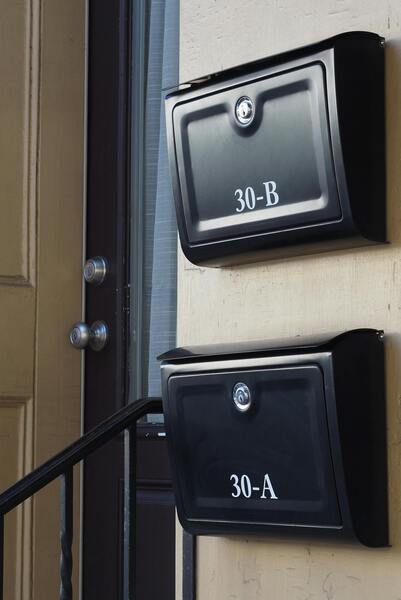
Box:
<box><xmin>230</xmin><ymin>473</ymin><xmax>278</xmax><ymax>500</ymax></box>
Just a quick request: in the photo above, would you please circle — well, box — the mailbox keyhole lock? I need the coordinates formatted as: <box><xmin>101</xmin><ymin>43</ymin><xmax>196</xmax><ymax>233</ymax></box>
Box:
<box><xmin>232</xmin><ymin>382</ymin><xmax>252</xmax><ymax>412</ymax></box>
<box><xmin>235</xmin><ymin>96</ymin><xmax>254</xmax><ymax>126</ymax></box>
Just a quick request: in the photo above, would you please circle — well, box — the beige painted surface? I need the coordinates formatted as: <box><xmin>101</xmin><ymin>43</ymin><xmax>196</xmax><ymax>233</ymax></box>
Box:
<box><xmin>178</xmin><ymin>2</ymin><xmax>401</xmax><ymax>599</ymax></box>
<box><xmin>0</xmin><ymin>0</ymin><xmax>85</xmax><ymax>598</ymax></box>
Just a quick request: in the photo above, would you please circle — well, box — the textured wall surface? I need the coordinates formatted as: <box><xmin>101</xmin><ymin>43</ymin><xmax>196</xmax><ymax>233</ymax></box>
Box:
<box><xmin>178</xmin><ymin>2</ymin><xmax>401</xmax><ymax>599</ymax></box>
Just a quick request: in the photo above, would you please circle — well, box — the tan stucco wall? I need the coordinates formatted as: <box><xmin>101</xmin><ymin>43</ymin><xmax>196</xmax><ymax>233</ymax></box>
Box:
<box><xmin>178</xmin><ymin>2</ymin><xmax>401</xmax><ymax>599</ymax></box>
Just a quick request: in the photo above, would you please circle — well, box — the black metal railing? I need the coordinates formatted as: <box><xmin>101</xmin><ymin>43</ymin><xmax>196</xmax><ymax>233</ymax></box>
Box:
<box><xmin>0</xmin><ymin>397</ymin><xmax>163</xmax><ymax>600</ymax></box>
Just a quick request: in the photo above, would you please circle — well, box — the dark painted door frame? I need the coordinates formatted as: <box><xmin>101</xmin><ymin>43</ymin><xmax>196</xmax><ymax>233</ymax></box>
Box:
<box><xmin>83</xmin><ymin>1</ymin><xmax>131</xmax><ymax>598</ymax></box>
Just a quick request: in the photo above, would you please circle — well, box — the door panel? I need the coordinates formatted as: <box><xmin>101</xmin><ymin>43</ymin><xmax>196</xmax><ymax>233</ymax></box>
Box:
<box><xmin>0</xmin><ymin>0</ymin><xmax>85</xmax><ymax>597</ymax></box>
<box><xmin>136</xmin><ymin>429</ymin><xmax>175</xmax><ymax>599</ymax></box>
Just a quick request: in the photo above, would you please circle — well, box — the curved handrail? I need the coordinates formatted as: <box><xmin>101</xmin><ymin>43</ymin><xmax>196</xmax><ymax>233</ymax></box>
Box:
<box><xmin>0</xmin><ymin>397</ymin><xmax>162</xmax><ymax>514</ymax></box>
<box><xmin>0</xmin><ymin>397</ymin><xmax>163</xmax><ymax>600</ymax></box>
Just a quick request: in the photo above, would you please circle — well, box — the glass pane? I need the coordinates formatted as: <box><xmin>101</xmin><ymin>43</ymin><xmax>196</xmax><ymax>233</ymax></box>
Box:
<box><xmin>130</xmin><ymin>0</ymin><xmax>179</xmax><ymax>420</ymax></box>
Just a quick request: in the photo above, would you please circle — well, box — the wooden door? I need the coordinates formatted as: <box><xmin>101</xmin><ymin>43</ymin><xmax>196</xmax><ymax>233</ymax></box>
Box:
<box><xmin>0</xmin><ymin>1</ymin><xmax>85</xmax><ymax>598</ymax></box>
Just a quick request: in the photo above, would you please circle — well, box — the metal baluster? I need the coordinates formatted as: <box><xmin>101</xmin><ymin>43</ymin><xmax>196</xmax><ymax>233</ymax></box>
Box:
<box><xmin>0</xmin><ymin>516</ymin><xmax>4</xmax><ymax>600</ymax></box>
<box><xmin>123</xmin><ymin>425</ymin><xmax>136</xmax><ymax>600</ymax></box>
<box><xmin>60</xmin><ymin>469</ymin><xmax>73</xmax><ymax>600</ymax></box>
<box><xmin>183</xmin><ymin>532</ymin><xmax>196</xmax><ymax>600</ymax></box>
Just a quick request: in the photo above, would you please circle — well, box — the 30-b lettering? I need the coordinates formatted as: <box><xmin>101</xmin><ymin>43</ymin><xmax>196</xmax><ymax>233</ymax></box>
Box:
<box><xmin>234</xmin><ymin>181</ymin><xmax>279</xmax><ymax>213</ymax></box>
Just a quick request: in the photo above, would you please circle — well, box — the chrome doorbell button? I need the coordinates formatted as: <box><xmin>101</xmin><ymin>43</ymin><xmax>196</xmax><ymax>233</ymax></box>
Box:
<box><xmin>235</xmin><ymin>96</ymin><xmax>254</xmax><ymax>126</ymax></box>
<box><xmin>233</xmin><ymin>382</ymin><xmax>252</xmax><ymax>412</ymax></box>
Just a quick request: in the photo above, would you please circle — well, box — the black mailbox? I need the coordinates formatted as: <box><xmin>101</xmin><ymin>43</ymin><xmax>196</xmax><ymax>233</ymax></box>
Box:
<box><xmin>165</xmin><ymin>32</ymin><xmax>386</xmax><ymax>266</ymax></box>
<box><xmin>160</xmin><ymin>329</ymin><xmax>388</xmax><ymax>547</ymax></box>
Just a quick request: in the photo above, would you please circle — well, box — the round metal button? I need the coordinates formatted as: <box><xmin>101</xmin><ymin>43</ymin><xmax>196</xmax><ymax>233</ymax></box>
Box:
<box><xmin>235</xmin><ymin>96</ymin><xmax>254</xmax><ymax>126</ymax></box>
<box><xmin>232</xmin><ymin>382</ymin><xmax>252</xmax><ymax>412</ymax></box>
<box><xmin>84</xmin><ymin>256</ymin><xmax>107</xmax><ymax>285</ymax></box>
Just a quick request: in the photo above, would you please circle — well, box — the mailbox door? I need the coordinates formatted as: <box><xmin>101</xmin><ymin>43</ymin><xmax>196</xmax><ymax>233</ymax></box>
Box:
<box><xmin>166</xmin><ymin>364</ymin><xmax>342</xmax><ymax>532</ymax></box>
<box><xmin>173</xmin><ymin>63</ymin><xmax>341</xmax><ymax>246</ymax></box>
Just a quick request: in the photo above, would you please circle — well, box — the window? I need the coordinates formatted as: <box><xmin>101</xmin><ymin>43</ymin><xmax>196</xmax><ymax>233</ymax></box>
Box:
<box><xmin>130</xmin><ymin>0</ymin><xmax>179</xmax><ymax>407</ymax></box>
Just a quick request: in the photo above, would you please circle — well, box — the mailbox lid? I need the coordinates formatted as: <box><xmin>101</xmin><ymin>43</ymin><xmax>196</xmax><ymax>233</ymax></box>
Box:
<box><xmin>167</xmin><ymin>364</ymin><xmax>342</xmax><ymax>529</ymax></box>
<box><xmin>173</xmin><ymin>62</ymin><xmax>341</xmax><ymax>245</ymax></box>
<box><xmin>158</xmin><ymin>329</ymin><xmax>370</xmax><ymax>362</ymax></box>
